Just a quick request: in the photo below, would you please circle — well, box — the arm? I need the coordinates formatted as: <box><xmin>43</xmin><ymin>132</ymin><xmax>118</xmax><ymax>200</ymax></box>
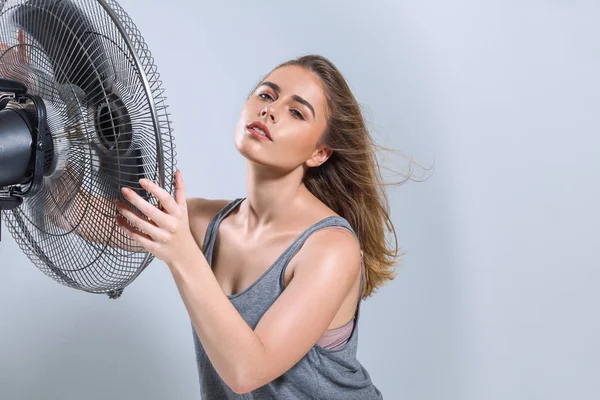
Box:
<box><xmin>168</xmin><ymin>227</ymin><xmax>362</xmax><ymax>394</ymax></box>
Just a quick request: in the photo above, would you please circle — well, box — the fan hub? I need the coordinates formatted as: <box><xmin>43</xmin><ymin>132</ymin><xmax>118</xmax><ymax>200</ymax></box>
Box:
<box><xmin>95</xmin><ymin>93</ymin><xmax>132</xmax><ymax>153</ymax></box>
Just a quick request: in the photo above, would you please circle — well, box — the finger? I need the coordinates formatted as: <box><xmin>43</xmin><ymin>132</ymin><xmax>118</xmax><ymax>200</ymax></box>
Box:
<box><xmin>138</xmin><ymin>178</ymin><xmax>180</xmax><ymax>216</ymax></box>
<box><xmin>116</xmin><ymin>215</ymin><xmax>155</xmax><ymax>250</ymax></box>
<box><xmin>174</xmin><ymin>170</ymin><xmax>187</xmax><ymax>207</ymax></box>
<box><xmin>120</xmin><ymin>186</ymin><xmax>175</xmax><ymax>231</ymax></box>
<box><xmin>17</xmin><ymin>28</ymin><xmax>27</xmax><ymax>64</ymax></box>
<box><xmin>116</xmin><ymin>200</ymin><xmax>164</xmax><ymax>242</ymax></box>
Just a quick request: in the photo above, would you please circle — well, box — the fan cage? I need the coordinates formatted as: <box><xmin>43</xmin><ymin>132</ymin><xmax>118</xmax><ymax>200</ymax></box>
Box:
<box><xmin>0</xmin><ymin>0</ymin><xmax>177</xmax><ymax>297</ymax></box>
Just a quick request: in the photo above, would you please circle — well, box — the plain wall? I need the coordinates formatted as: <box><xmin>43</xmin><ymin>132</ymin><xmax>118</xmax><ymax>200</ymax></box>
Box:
<box><xmin>1</xmin><ymin>1</ymin><xmax>598</xmax><ymax>399</ymax></box>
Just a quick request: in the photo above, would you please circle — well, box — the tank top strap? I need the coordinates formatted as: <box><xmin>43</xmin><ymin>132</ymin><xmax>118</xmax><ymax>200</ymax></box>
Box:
<box><xmin>278</xmin><ymin>215</ymin><xmax>358</xmax><ymax>261</ymax></box>
<box><xmin>202</xmin><ymin>197</ymin><xmax>245</xmax><ymax>262</ymax></box>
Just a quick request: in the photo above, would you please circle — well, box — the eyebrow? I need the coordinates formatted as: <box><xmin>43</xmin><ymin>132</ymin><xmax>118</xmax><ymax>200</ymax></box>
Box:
<box><xmin>259</xmin><ymin>81</ymin><xmax>316</xmax><ymax>119</ymax></box>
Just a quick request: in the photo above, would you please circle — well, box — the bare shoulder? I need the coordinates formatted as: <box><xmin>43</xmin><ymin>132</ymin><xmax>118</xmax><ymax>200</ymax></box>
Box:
<box><xmin>292</xmin><ymin>224</ymin><xmax>362</xmax><ymax>287</ymax></box>
<box><xmin>281</xmin><ymin>224</ymin><xmax>363</xmax><ymax>328</ymax></box>
<box><xmin>186</xmin><ymin>197</ymin><xmax>233</xmax><ymax>252</ymax></box>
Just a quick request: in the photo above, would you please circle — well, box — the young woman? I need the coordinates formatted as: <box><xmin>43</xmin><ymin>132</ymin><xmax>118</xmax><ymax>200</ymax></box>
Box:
<box><xmin>116</xmin><ymin>54</ymin><xmax>401</xmax><ymax>399</ymax></box>
<box><xmin>45</xmin><ymin>53</ymin><xmax>404</xmax><ymax>398</ymax></box>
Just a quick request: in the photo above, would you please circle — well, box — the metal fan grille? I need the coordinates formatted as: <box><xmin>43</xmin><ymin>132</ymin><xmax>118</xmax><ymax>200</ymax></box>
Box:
<box><xmin>0</xmin><ymin>0</ymin><xmax>177</xmax><ymax>296</ymax></box>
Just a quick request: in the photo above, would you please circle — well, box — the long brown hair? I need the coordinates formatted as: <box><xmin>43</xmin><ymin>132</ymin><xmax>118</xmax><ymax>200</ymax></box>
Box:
<box><xmin>254</xmin><ymin>54</ymin><xmax>432</xmax><ymax>299</ymax></box>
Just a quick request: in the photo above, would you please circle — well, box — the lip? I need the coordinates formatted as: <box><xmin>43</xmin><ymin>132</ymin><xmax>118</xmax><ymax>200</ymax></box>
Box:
<box><xmin>246</xmin><ymin>121</ymin><xmax>272</xmax><ymax>141</ymax></box>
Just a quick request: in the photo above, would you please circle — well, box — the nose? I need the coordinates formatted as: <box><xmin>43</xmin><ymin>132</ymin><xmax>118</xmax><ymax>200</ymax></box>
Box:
<box><xmin>260</xmin><ymin>106</ymin><xmax>276</xmax><ymax>123</ymax></box>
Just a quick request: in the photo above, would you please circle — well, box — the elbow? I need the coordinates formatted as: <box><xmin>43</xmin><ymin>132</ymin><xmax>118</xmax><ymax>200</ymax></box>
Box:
<box><xmin>226</xmin><ymin>366</ymin><xmax>266</xmax><ymax>395</ymax></box>
<box><xmin>226</xmin><ymin>339</ymin><xmax>273</xmax><ymax>394</ymax></box>
<box><xmin>228</xmin><ymin>373</ymin><xmax>257</xmax><ymax>395</ymax></box>
<box><xmin>230</xmin><ymin>382</ymin><xmax>253</xmax><ymax>395</ymax></box>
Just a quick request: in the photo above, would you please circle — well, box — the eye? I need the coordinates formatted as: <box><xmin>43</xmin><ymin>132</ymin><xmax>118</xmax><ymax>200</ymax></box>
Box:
<box><xmin>258</xmin><ymin>92</ymin><xmax>274</xmax><ymax>101</ymax></box>
<box><xmin>291</xmin><ymin>109</ymin><xmax>305</xmax><ymax>120</ymax></box>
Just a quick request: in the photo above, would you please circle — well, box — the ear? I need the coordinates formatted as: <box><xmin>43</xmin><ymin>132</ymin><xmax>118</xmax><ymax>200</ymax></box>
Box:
<box><xmin>305</xmin><ymin>145</ymin><xmax>333</xmax><ymax>168</ymax></box>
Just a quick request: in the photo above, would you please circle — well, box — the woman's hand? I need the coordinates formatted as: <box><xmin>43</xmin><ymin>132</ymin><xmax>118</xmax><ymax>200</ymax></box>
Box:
<box><xmin>115</xmin><ymin>169</ymin><xmax>196</xmax><ymax>265</ymax></box>
<box><xmin>0</xmin><ymin>27</ymin><xmax>28</xmax><ymax>63</ymax></box>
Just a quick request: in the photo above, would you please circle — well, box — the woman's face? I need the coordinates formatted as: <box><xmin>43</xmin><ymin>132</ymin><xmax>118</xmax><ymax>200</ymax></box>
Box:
<box><xmin>234</xmin><ymin>65</ymin><xmax>330</xmax><ymax>173</ymax></box>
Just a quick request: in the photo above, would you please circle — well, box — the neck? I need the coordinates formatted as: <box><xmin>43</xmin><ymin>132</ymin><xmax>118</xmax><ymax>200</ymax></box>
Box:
<box><xmin>241</xmin><ymin>161</ymin><xmax>308</xmax><ymax>233</ymax></box>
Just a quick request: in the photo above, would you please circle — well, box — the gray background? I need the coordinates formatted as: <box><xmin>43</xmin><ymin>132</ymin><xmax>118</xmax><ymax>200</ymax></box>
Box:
<box><xmin>1</xmin><ymin>0</ymin><xmax>599</xmax><ymax>399</ymax></box>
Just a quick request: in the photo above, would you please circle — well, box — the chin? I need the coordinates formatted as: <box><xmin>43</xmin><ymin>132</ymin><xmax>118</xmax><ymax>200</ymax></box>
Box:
<box><xmin>234</xmin><ymin>130</ymin><xmax>267</xmax><ymax>162</ymax></box>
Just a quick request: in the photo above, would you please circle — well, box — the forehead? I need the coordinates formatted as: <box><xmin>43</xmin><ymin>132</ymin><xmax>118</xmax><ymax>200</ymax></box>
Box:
<box><xmin>263</xmin><ymin>66</ymin><xmax>328</xmax><ymax>119</ymax></box>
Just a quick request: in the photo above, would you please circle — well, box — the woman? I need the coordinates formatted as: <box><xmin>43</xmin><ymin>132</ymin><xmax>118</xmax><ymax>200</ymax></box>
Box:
<box><xmin>118</xmin><ymin>54</ymin><xmax>401</xmax><ymax>398</ymax></box>
<box><xmin>53</xmin><ymin>54</ymin><xmax>405</xmax><ymax>398</ymax></box>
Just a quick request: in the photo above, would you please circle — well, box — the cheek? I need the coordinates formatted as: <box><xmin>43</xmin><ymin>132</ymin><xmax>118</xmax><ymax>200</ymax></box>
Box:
<box><xmin>235</xmin><ymin>105</ymin><xmax>253</xmax><ymax>131</ymax></box>
<box><xmin>302</xmin><ymin>124</ymin><xmax>325</xmax><ymax>145</ymax></box>
<box><xmin>238</xmin><ymin>101</ymin><xmax>260</xmax><ymax>122</ymax></box>
<box><xmin>281</xmin><ymin>128</ymin><xmax>321</xmax><ymax>156</ymax></box>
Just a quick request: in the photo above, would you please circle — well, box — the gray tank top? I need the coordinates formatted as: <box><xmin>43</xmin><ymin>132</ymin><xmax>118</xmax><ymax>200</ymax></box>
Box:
<box><xmin>192</xmin><ymin>198</ymin><xmax>384</xmax><ymax>399</ymax></box>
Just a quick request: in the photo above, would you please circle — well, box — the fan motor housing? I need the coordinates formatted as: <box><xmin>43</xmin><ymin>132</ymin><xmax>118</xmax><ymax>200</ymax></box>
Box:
<box><xmin>0</xmin><ymin>106</ymin><xmax>34</xmax><ymax>187</ymax></box>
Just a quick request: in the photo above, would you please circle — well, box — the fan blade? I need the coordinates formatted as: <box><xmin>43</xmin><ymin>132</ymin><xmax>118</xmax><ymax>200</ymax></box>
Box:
<box><xmin>12</xmin><ymin>0</ymin><xmax>113</xmax><ymax>104</ymax></box>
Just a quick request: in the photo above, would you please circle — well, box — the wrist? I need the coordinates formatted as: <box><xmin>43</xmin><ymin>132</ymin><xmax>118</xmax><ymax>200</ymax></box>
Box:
<box><xmin>168</xmin><ymin>241</ymin><xmax>208</xmax><ymax>274</ymax></box>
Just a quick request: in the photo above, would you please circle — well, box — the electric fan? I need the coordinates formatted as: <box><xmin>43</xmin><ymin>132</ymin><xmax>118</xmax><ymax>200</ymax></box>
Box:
<box><xmin>0</xmin><ymin>0</ymin><xmax>176</xmax><ymax>298</ymax></box>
